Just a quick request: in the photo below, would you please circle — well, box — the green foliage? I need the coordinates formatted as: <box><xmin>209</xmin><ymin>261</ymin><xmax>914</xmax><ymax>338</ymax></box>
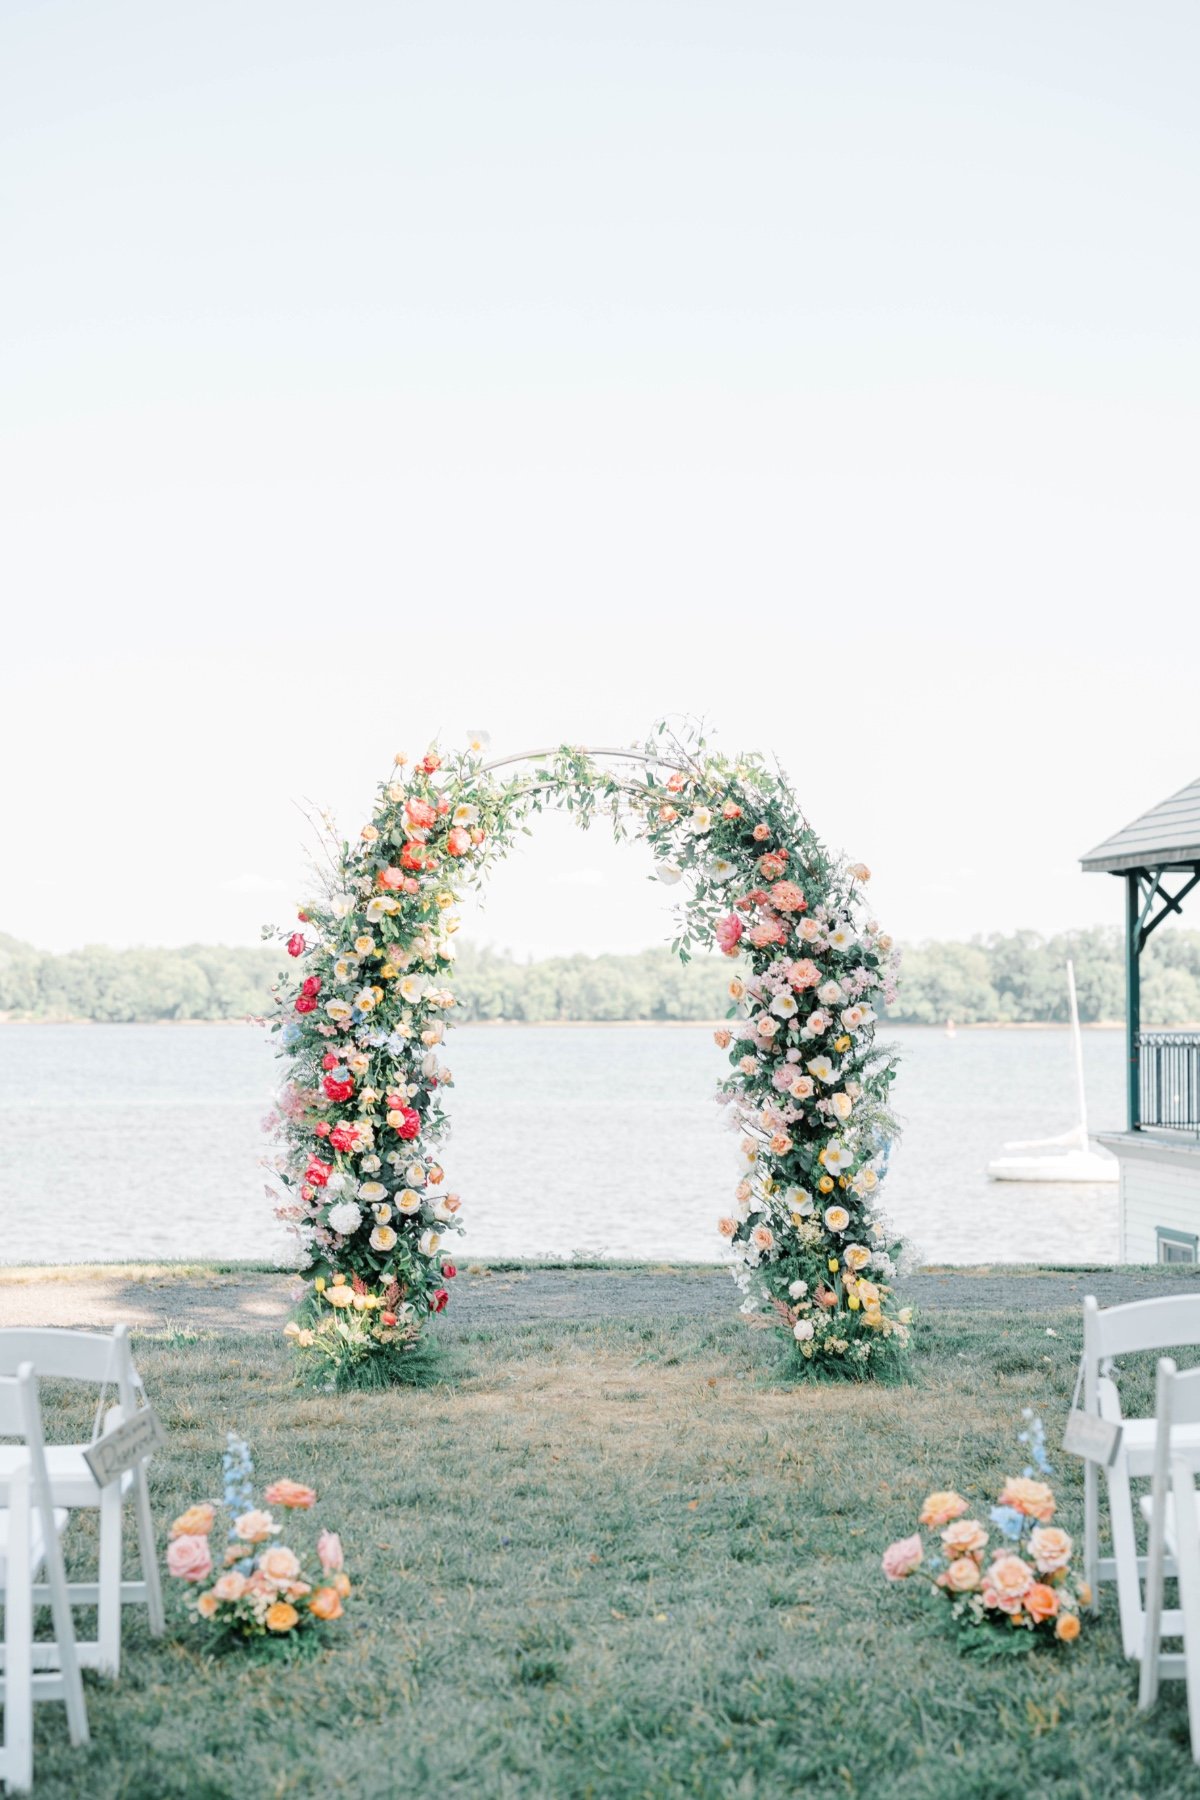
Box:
<box><xmin>6</xmin><ymin>921</ymin><xmax>1199</xmax><ymax>1026</ymax></box>
<box><xmin>888</xmin><ymin>924</ymin><xmax>1200</xmax><ymax>1026</ymax></box>
<box><xmin>0</xmin><ymin>934</ymin><xmax>281</xmax><ymax>1022</ymax></box>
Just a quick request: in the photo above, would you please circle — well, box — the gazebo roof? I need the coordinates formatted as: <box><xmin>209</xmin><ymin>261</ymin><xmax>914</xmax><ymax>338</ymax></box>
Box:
<box><xmin>1081</xmin><ymin>775</ymin><xmax>1200</xmax><ymax>874</ymax></box>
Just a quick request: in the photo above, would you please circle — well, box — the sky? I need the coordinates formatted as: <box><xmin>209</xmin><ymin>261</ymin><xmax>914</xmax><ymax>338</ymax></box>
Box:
<box><xmin>2</xmin><ymin>0</ymin><xmax>1197</xmax><ymax>961</ymax></box>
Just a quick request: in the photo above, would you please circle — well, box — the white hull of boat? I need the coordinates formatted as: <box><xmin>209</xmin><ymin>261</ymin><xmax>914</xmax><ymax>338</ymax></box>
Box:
<box><xmin>987</xmin><ymin>1150</ymin><xmax>1119</xmax><ymax>1184</ymax></box>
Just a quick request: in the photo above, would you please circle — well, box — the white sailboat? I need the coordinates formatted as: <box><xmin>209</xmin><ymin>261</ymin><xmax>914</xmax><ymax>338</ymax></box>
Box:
<box><xmin>986</xmin><ymin>960</ymin><xmax>1119</xmax><ymax>1183</ymax></box>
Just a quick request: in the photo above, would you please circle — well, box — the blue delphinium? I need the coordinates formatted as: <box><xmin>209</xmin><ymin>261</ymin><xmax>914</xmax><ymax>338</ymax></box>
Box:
<box><xmin>222</xmin><ymin>1433</ymin><xmax>256</xmax><ymax>1571</ymax></box>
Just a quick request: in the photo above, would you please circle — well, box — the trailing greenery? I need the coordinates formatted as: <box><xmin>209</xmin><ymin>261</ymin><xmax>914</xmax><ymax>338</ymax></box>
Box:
<box><xmin>26</xmin><ymin>1301</ymin><xmax>1200</xmax><ymax>1799</ymax></box>
<box><xmin>5</xmin><ymin>924</ymin><xmax>1200</xmax><ymax>1026</ymax></box>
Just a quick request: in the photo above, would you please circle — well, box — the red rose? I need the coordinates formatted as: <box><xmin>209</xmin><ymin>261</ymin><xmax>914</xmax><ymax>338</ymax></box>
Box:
<box><xmin>304</xmin><ymin>1159</ymin><xmax>332</xmax><ymax>1188</ymax></box>
<box><xmin>295</xmin><ymin>995</ymin><xmax>317</xmax><ymax>1014</ymax></box>
<box><xmin>314</xmin><ymin>1121</ymin><xmax>331</xmax><ymax>1138</ymax></box>
<box><xmin>298</xmin><ymin>909</ymin><xmax>310</xmax><ymax>921</ymax></box>
<box><xmin>322</xmin><ymin>1074</ymin><xmax>354</xmax><ymax>1103</ymax></box>
<box><xmin>286</xmin><ymin>933</ymin><xmax>306</xmax><ymax>957</ymax></box>
<box><xmin>301</xmin><ymin>976</ymin><xmax>321</xmax><ymax>997</ymax></box>
<box><xmin>432</xmin><ymin>1288</ymin><xmax>449</xmax><ymax>1312</ymax></box>
<box><xmin>420</xmin><ymin>753</ymin><xmax>441</xmax><ymax>773</ymax></box>
<box><xmin>329</xmin><ymin>1124</ymin><xmax>358</xmax><ymax>1152</ymax></box>
<box><xmin>746</xmin><ymin>889</ymin><xmax>769</xmax><ymax>907</ymax></box>
<box><xmin>381</xmin><ymin>1311</ymin><xmax>398</xmax><ymax>1327</ymax></box>
<box><xmin>395</xmin><ymin>1106</ymin><xmax>420</xmax><ymax>1140</ymax></box>
<box><xmin>322</xmin><ymin>1053</ymin><xmax>338</xmax><ymax>1070</ymax></box>
<box><xmin>399</xmin><ymin>841</ymin><xmax>428</xmax><ymax>872</ymax></box>
<box><xmin>442</xmin><ymin>1263</ymin><xmax>457</xmax><ymax>1279</ymax></box>
<box><xmin>445</xmin><ymin>827</ymin><xmax>471</xmax><ymax>857</ymax></box>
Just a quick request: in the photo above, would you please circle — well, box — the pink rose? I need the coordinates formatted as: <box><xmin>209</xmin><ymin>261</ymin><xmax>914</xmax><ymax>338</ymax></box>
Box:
<box><xmin>1028</xmin><ymin>1526</ymin><xmax>1072</xmax><ymax>1574</ymax></box>
<box><xmin>317</xmin><ymin>1529</ymin><xmax>344</xmax><ymax>1574</ymax></box>
<box><xmin>715</xmin><ymin>914</ymin><xmax>744</xmax><ymax>957</ymax></box>
<box><xmin>881</xmin><ymin>1534</ymin><xmax>923</xmax><ymax>1581</ymax></box>
<box><xmin>213</xmin><ymin>1570</ymin><xmax>248</xmax><ymax>1602</ymax></box>
<box><xmin>787</xmin><ymin>958</ymin><xmax>821</xmax><ymax>991</ymax></box>
<box><xmin>166</xmin><ymin>1533</ymin><xmax>213</xmax><ymax>1584</ymax></box>
<box><xmin>984</xmin><ymin>1553</ymin><xmax>1034</xmax><ymax>1613</ymax></box>
<box><xmin>940</xmin><ymin>1557</ymin><xmax>981</xmax><ymax>1593</ymax></box>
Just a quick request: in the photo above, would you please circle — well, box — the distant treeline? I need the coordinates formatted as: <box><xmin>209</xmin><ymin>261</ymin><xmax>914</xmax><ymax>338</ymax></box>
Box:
<box><xmin>2</xmin><ymin>927</ymin><xmax>1199</xmax><ymax>1026</ymax></box>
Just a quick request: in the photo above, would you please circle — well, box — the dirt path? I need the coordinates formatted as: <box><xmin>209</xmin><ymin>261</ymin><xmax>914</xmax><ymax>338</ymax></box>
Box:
<box><xmin>2</xmin><ymin>1262</ymin><xmax>1198</xmax><ymax>1336</ymax></box>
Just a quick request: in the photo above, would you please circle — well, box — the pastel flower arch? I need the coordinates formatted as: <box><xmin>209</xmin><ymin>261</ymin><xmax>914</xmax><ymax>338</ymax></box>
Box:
<box><xmin>268</xmin><ymin>724</ymin><xmax>907</xmax><ymax>1384</ymax></box>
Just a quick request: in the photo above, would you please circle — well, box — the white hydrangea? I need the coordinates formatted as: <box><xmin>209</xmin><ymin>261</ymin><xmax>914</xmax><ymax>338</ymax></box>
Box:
<box><xmin>327</xmin><ymin>1200</ymin><xmax>362</xmax><ymax>1236</ymax></box>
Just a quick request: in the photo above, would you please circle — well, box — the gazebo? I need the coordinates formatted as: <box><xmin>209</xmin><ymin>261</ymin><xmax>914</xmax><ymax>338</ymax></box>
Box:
<box><xmin>1082</xmin><ymin>775</ymin><xmax>1200</xmax><ymax>1263</ymax></box>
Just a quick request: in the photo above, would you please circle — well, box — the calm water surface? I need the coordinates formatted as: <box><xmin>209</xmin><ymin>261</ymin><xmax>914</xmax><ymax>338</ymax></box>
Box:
<box><xmin>0</xmin><ymin>1024</ymin><xmax>1124</xmax><ymax>1267</ymax></box>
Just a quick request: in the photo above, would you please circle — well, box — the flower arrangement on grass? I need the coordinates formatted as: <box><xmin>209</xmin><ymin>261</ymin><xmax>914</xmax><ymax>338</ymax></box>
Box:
<box><xmin>165</xmin><ymin>1433</ymin><xmax>350</xmax><ymax>1655</ymax></box>
<box><xmin>882</xmin><ymin>1414</ymin><xmax>1089</xmax><ymax>1654</ymax></box>
<box><xmin>266</xmin><ymin>721</ymin><xmax>904</xmax><ymax>1384</ymax></box>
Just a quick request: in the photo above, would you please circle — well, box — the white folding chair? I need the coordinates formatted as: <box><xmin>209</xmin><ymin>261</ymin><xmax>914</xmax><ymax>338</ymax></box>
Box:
<box><xmin>1137</xmin><ymin>1359</ymin><xmax>1200</xmax><ymax>1711</ymax></box>
<box><xmin>0</xmin><ymin>1327</ymin><xmax>164</xmax><ymax>1677</ymax></box>
<box><xmin>1082</xmin><ymin>1293</ymin><xmax>1200</xmax><ymax>1659</ymax></box>
<box><xmin>0</xmin><ymin>1363</ymin><xmax>89</xmax><ymax>1794</ymax></box>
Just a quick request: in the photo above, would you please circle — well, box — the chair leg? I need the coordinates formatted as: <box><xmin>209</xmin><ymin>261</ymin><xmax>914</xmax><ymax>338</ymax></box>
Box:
<box><xmin>5</xmin><ymin>1480</ymin><xmax>35</xmax><ymax>1793</ymax></box>
<box><xmin>97</xmin><ymin>1484</ymin><xmax>123</xmax><ymax>1677</ymax></box>
<box><xmin>133</xmin><ymin>1466</ymin><xmax>165</xmax><ymax>1635</ymax></box>
<box><xmin>1106</xmin><ymin>1456</ymin><xmax>1146</xmax><ymax>1660</ymax></box>
<box><xmin>1085</xmin><ymin>1461</ymin><xmax>1100</xmax><ymax>1614</ymax></box>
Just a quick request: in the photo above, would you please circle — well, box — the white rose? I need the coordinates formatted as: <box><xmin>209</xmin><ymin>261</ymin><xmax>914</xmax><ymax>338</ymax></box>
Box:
<box><xmin>793</xmin><ymin>1319</ymin><xmax>815</xmax><ymax>1342</ymax></box>
<box><xmin>417</xmin><ymin>1229</ymin><xmax>442</xmax><ymax>1258</ymax></box>
<box><xmin>830</xmin><ymin>1092</ymin><xmax>854</xmax><ymax>1121</ymax></box>
<box><xmin>357</xmin><ymin>1181</ymin><xmax>389</xmax><ymax>1204</ymax></box>
<box><xmin>788</xmin><ymin>1279</ymin><xmax>809</xmax><ymax>1299</ymax></box>
<box><xmin>817</xmin><ymin>980</ymin><xmax>844</xmax><ymax>1006</ymax></box>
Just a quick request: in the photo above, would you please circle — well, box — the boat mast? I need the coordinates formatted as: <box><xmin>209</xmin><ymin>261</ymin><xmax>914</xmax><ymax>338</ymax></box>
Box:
<box><xmin>1067</xmin><ymin>958</ymin><xmax>1089</xmax><ymax>1143</ymax></box>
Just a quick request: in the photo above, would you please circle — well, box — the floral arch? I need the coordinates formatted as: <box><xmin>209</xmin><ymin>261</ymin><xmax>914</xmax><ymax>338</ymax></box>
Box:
<box><xmin>268</xmin><ymin>725</ymin><xmax>906</xmax><ymax>1387</ymax></box>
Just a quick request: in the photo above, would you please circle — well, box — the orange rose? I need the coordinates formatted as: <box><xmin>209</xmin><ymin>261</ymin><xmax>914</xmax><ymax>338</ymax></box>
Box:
<box><xmin>170</xmin><ymin>1504</ymin><xmax>215</xmax><ymax>1539</ymax></box>
<box><xmin>1025</xmin><ymin>1583</ymin><xmax>1059</xmax><ymax>1623</ymax></box>
<box><xmin>263</xmin><ymin>1480</ymin><xmax>317</xmax><ymax>1511</ymax></box>
<box><xmin>265</xmin><ymin>1601</ymin><xmax>299</xmax><ymax>1633</ymax></box>
<box><xmin>919</xmin><ymin>1491</ymin><xmax>969</xmax><ymax>1529</ymax></box>
<box><xmin>1055</xmin><ymin>1611</ymin><xmax>1081</xmax><ymax>1642</ymax></box>
<box><xmin>997</xmin><ymin>1477</ymin><xmax>1055</xmax><ymax>1523</ymax></box>
<box><xmin>196</xmin><ymin>1591</ymin><xmax>219</xmax><ymax>1618</ymax></box>
<box><xmin>332</xmin><ymin>1572</ymin><xmax>352</xmax><ymax>1598</ymax></box>
<box><xmin>309</xmin><ymin>1586</ymin><xmax>344</xmax><ymax>1621</ymax></box>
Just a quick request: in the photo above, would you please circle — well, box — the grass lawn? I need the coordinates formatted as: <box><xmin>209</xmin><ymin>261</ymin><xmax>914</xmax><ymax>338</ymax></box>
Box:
<box><xmin>20</xmin><ymin>1298</ymin><xmax>1200</xmax><ymax>1799</ymax></box>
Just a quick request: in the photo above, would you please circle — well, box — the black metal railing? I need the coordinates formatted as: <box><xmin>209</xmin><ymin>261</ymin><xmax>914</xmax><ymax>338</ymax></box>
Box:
<box><xmin>1138</xmin><ymin>1032</ymin><xmax>1200</xmax><ymax>1130</ymax></box>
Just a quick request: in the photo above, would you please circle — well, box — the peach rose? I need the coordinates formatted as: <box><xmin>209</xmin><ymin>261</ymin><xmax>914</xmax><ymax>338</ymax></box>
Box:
<box><xmin>170</xmin><ymin>1503</ymin><xmax>215</xmax><ymax>1540</ymax></box>
<box><xmin>941</xmin><ymin>1557</ymin><xmax>981</xmax><ymax>1593</ymax></box>
<box><xmin>984</xmin><ymin>1554</ymin><xmax>1033</xmax><ymax>1614</ymax></box>
<box><xmin>919</xmin><ymin>1491</ymin><xmax>969</xmax><ymax>1529</ymax></box>
<box><xmin>309</xmin><ymin>1586</ymin><xmax>344</xmax><ymax>1621</ymax></box>
<box><xmin>750</xmin><ymin>1225</ymin><xmax>774</xmax><ymax>1252</ymax></box>
<box><xmin>713</xmin><ymin>1029</ymin><xmax>732</xmax><ymax>1049</ymax></box>
<box><xmin>233</xmin><ymin>1509</ymin><xmax>278</xmax><ymax>1543</ymax></box>
<box><xmin>212</xmin><ymin>1571</ymin><xmax>248</xmax><ymax>1602</ymax></box>
<box><xmin>263</xmin><ymin>1479</ymin><xmax>317</xmax><ymax>1511</ymax></box>
<box><xmin>259</xmin><ymin>1545</ymin><xmax>302</xmax><ymax>1587</ymax></box>
<box><xmin>317</xmin><ymin>1529</ymin><xmax>344</xmax><ymax>1574</ymax></box>
<box><xmin>331</xmin><ymin>1572</ymin><xmax>352</xmax><ymax>1598</ymax></box>
<box><xmin>265</xmin><ymin>1601</ymin><xmax>299</xmax><ymax>1633</ymax></box>
<box><xmin>1055</xmin><ymin>1611</ymin><xmax>1081</xmax><ymax>1642</ymax></box>
<box><xmin>717</xmin><ymin>1216</ymin><xmax>736</xmax><ymax>1239</ymax></box>
<box><xmin>196</xmin><ymin>1591</ymin><xmax>218</xmax><ymax>1617</ymax></box>
<box><xmin>941</xmin><ymin>1519</ymin><xmax>988</xmax><ymax>1558</ymax></box>
<box><xmin>1024</xmin><ymin>1583</ymin><xmax>1059</xmax><ymax>1623</ymax></box>
<box><xmin>997</xmin><ymin>1477</ymin><xmax>1055</xmax><ymax>1522</ymax></box>
<box><xmin>1028</xmin><ymin>1526</ymin><xmax>1072</xmax><ymax>1573</ymax></box>
<box><xmin>881</xmin><ymin>1534</ymin><xmax>923</xmax><ymax>1580</ymax></box>
<box><xmin>166</xmin><ymin>1534</ymin><xmax>212</xmax><ymax>1583</ymax></box>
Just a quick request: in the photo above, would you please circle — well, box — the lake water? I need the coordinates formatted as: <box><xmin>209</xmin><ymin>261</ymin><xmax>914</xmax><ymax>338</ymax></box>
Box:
<box><xmin>0</xmin><ymin>1023</ymin><xmax>1126</xmax><ymax>1269</ymax></box>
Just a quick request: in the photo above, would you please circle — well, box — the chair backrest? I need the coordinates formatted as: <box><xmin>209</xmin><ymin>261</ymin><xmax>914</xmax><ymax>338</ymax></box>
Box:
<box><xmin>0</xmin><ymin>1327</ymin><xmax>141</xmax><ymax>1428</ymax></box>
<box><xmin>1084</xmin><ymin>1293</ymin><xmax>1200</xmax><ymax>1365</ymax></box>
<box><xmin>0</xmin><ymin>1362</ymin><xmax>57</xmax><ymax>1543</ymax></box>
